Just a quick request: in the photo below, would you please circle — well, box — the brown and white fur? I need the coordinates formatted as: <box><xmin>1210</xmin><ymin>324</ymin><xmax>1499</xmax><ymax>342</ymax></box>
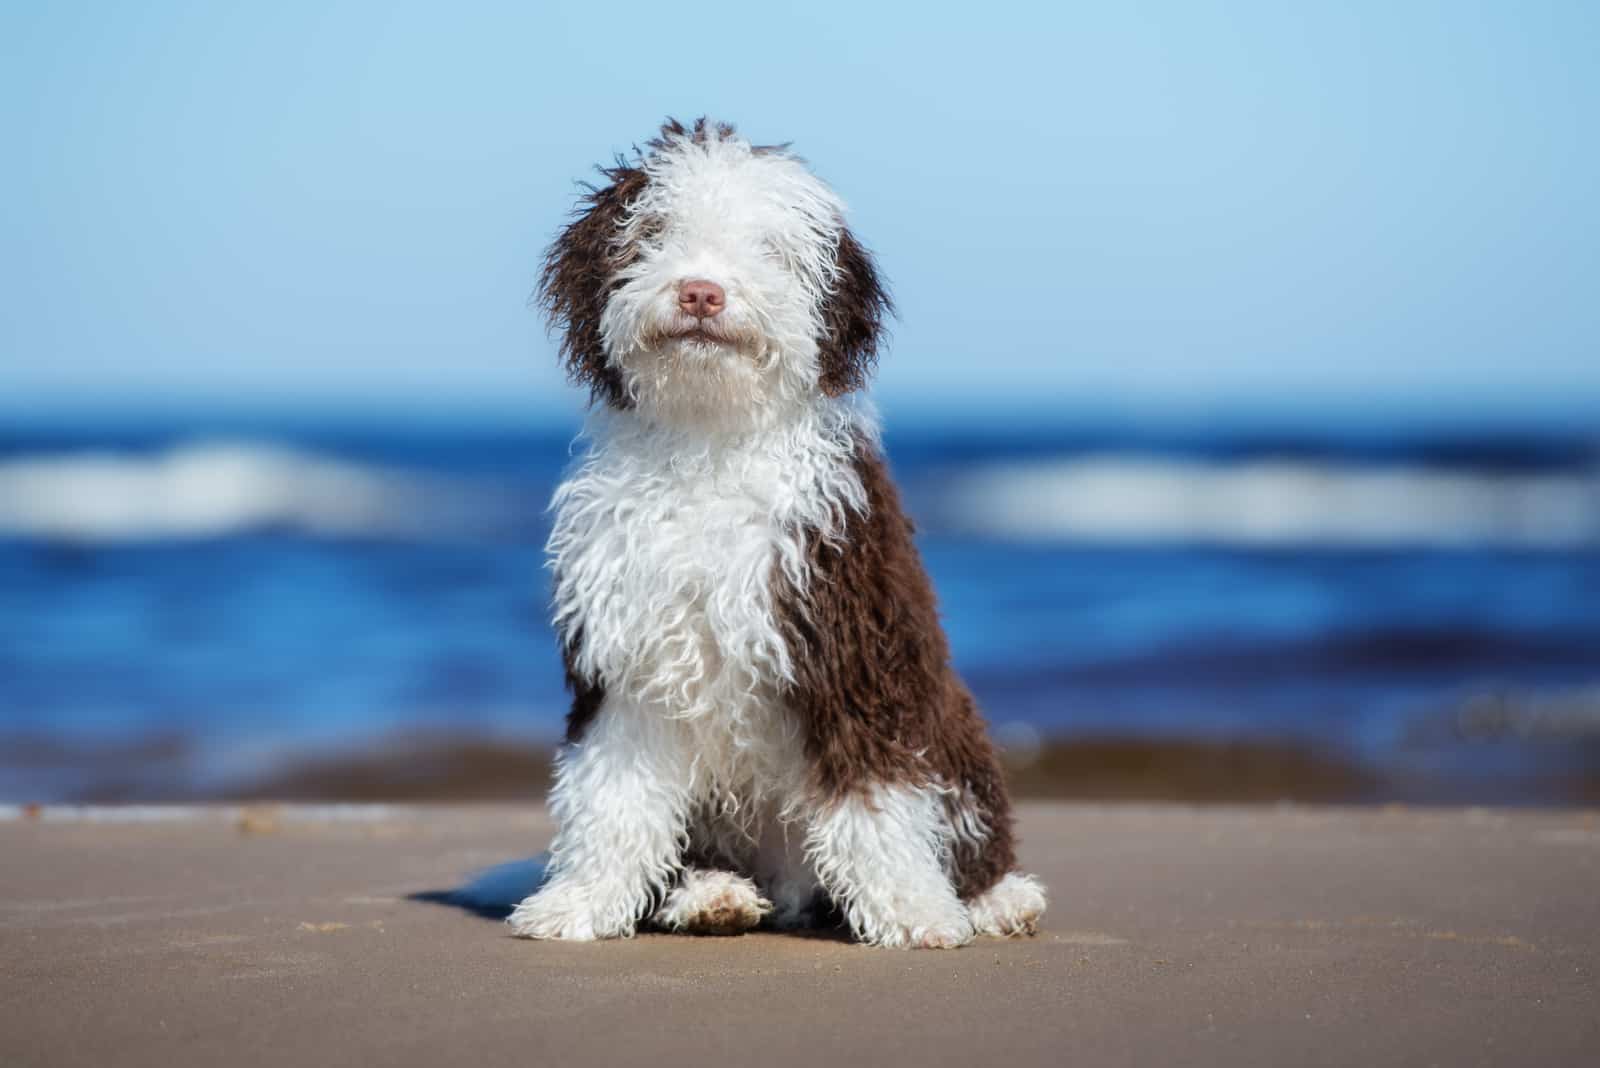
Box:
<box><xmin>508</xmin><ymin>119</ymin><xmax>1045</xmax><ymax>948</ymax></box>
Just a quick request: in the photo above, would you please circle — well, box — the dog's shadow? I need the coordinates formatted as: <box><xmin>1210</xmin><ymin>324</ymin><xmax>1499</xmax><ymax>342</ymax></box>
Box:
<box><xmin>409</xmin><ymin>854</ymin><xmax>852</xmax><ymax>941</ymax></box>
<box><xmin>409</xmin><ymin>854</ymin><xmax>551</xmax><ymax>920</ymax></box>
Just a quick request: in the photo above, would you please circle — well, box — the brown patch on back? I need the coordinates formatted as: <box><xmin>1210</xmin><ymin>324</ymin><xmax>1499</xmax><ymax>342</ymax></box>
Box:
<box><xmin>774</xmin><ymin>439</ymin><xmax>1017</xmax><ymax>899</ymax></box>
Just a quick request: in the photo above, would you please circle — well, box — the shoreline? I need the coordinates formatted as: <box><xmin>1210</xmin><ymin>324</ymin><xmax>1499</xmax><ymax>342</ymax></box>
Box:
<box><xmin>4</xmin><ymin>729</ymin><xmax>1598</xmax><ymax>807</ymax></box>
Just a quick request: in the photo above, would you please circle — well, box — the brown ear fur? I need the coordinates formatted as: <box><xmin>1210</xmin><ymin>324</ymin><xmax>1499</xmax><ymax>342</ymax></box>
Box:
<box><xmin>536</xmin><ymin>160</ymin><xmax>648</xmax><ymax>407</ymax></box>
<box><xmin>817</xmin><ymin>229</ymin><xmax>893</xmax><ymax>396</ymax></box>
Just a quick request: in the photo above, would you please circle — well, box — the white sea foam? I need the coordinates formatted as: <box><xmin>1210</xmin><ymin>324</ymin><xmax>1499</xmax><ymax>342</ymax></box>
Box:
<box><xmin>0</xmin><ymin>442</ymin><xmax>524</xmax><ymax>543</ymax></box>
<box><xmin>4</xmin><ymin>442</ymin><xmax>1598</xmax><ymax>549</ymax></box>
<box><xmin>938</xmin><ymin>457</ymin><xmax>1600</xmax><ymax>549</ymax></box>
<box><xmin>0</xmin><ymin>804</ymin><xmax>401</xmax><ymax>823</ymax></box>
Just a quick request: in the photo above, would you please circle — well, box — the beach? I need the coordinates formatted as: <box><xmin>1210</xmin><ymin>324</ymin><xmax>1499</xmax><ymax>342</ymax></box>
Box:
<box><xmin>3</xmin><ymin>802</ymin><xmax>1596</xmax><ymax>1067</ymax></box>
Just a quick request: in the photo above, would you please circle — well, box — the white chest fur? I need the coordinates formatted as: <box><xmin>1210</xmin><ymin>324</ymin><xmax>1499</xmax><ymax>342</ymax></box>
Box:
<box><xmin>548</xmin><ymin>404</ymin><xmax>868</xmax><ymax>747</ymax></box>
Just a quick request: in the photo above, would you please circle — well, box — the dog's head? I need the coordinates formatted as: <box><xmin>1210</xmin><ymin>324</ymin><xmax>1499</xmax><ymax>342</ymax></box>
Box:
<box><xmin>538</xmin><ymin>118</ymin><xmax>892</xmax><ymax>432</ymax></box>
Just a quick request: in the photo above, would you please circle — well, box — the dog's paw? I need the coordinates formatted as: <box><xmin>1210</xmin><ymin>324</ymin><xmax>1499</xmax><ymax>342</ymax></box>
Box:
<box><xmin>968</xmin><ymin>872</ymin><xmax>1047</xmax><ymax>938</ymax></box>
<box><xmin>888</xmin><ymin>914</ymin><xmax>976</xmax><ymax>950</ymax></box>
<box><xmin>855</xmin><ymin>904</ymin><xmax>975</xmax><ymax>949</ymax></box>
<box><xmin>653</xmin><ymin>869</ymin><xmax>770</xmax><ymax>936</ymax></box>
<box><xmin>507</xmin><ymin>881</ymin><xmax>636</xmax><ymax>941</ymax></box>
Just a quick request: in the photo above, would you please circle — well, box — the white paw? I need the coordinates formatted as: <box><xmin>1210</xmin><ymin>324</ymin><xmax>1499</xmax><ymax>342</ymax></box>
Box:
<box><xmin>653</xmin><ymin>869</ymin><xmax>770</xmax><ymax>935</ymax></box>
<box><xmin>507</xmin><ymin>881</ymin><xmax>637</xmax><ymax>941</ymax></box>
<box><xmin>855</xmin><ymin>904</ymin><xmax>976</xmax><ymax>949</ymax></box>
<box><xmin>968</xmin><ymin>872</ymin><xmax>1047</xmax><ymax>938</ymax></box>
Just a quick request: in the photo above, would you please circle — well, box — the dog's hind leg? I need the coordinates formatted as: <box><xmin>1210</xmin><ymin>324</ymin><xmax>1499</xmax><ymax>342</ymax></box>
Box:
<box><xmin>652</xmin><ymin>868</ymin><xmax>771</xmax><ymax>935</ymax></box>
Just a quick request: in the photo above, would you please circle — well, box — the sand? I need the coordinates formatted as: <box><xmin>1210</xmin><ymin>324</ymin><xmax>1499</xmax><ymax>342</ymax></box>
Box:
<box><xmin>2</xmin><ymin>802</ymin><xmax>1597</xmax><ymax>1067</ymax></box>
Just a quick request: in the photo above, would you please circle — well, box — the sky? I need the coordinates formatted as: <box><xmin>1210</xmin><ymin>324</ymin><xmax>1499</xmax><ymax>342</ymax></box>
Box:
<box><xmin>2</xmin><ymin>1</ymin><xmax>1597</xmax><ymax>424</ymax></box>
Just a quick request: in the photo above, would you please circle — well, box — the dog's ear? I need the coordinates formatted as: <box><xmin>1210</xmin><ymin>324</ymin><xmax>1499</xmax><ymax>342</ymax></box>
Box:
<box><xmin>816</xmin><ymin>227</ymin><xmax>893</xmax><ymax>397</ymax></box>
<box><xmin>536</xmin><ymin>161</ymin><xmax>649</xmax><ymax>407</ymax></box>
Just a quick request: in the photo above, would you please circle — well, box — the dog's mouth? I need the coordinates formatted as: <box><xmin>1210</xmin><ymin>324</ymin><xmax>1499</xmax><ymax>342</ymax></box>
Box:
<box><xmin>669</xmin><ymin>326</ymin><xmax>737</xmax><ymax>347</ymax></box>
<box><xmin>640</xmin><ymin>318</ymin><xmax>756</xmax><ymax>352</ymax></box>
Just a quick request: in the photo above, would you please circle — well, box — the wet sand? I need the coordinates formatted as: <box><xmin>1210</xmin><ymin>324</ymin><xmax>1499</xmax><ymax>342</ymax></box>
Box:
<box><xmin>2</xmin><ymin>803</ymin><xmax>1597</xmax><ymax>1067</ymax></box>
<box><xmin>17</xmin><ymin>731</ymin><xmax>1600</xmax><ymax>805</ymax></box>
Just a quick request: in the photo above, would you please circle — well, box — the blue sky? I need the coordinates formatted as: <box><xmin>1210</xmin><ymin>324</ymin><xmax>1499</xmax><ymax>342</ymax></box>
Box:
<box><xmin>2</xmin><ymin>1</ymin><xmax>1596</xmax><ymax>423</ymax></box>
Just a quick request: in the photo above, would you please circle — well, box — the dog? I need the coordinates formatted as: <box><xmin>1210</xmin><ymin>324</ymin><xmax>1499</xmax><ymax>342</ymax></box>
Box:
<box><xmin>508</xmin><ymin>118</ymin><xmax>1045</xmax><ymax>948</ymax></box>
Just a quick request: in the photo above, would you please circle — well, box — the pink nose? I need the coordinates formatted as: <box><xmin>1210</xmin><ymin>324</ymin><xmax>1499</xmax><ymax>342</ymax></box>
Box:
<box><xmin>677</xmin><ymin>279</ymin><xmax>726</xmax><ymax>319</ymax></box>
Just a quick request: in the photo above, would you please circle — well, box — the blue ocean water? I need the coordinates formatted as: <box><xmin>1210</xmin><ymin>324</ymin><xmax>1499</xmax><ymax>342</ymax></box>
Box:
<box><xmin>2</xmin><ymin>413</ymin><xmax>1598</xmax><ymax>801</ymax></box>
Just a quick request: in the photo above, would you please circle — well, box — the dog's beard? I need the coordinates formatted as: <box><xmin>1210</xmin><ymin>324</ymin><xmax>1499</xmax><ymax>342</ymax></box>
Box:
<box><xmin>616</xmin><ymin>320</ymin><xmax>785</xmax><ymax>434</ymax></box>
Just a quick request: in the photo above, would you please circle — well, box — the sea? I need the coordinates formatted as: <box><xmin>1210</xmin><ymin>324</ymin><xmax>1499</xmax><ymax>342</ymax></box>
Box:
<box><xmin>2</xmin><ymin>408</ymin><xmax>1598</xmax><ymax>803</ymax></box>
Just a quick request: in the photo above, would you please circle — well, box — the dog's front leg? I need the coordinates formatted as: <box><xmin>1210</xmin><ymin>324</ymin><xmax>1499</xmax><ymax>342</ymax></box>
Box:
<box><xmin>806</xmin><ymin>783</ymin><xmax>975</xmax><ymax>949</ymax></box>
<box><xmin>509</xmin><ymin>697</ymin><xmax>689</xmax><ymax>940</ymax></box>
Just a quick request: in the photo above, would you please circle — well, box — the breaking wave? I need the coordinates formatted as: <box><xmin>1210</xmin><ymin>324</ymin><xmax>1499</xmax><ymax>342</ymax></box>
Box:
<box><xmin>0</xmin><ymin>441</ymin><xmax>535</xmax><ymax>543</ymax></box>
<box><xmin>936</xmin><ymin>457</ymin><xmax>1600</xmax><ymax>549</ymax></box>
<box><xmin>4</xmin><ymin>440</ymin><xmax>1599</xmax><ymax>549</ymax></box>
